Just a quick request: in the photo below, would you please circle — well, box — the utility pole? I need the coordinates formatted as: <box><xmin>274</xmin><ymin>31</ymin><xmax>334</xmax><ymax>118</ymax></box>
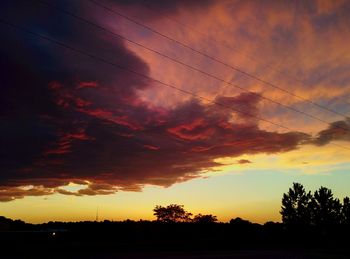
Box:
<box><xmin>95</xmin><ymin>206</ymin><xmax>99</xmax><ymax>222</ymax></box>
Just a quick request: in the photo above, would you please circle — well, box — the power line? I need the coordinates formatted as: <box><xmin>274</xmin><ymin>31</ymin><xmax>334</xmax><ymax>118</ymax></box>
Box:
<box><xmin>33</xmin><ymin>0</ymin><xmax>350</xmax><ymax>132</ymax></box>
<box><xmin>0</xmin><ymin>18</ymin><xmax>349</xmax><ymax>151</ymax></box>
<box><xmin>0</xmin><ymin>18</ymin><xmax>285</xmax><ymax>131</ymax></box>
<box><xmin>126</xmin><ymin>1</ymin><xmax>350</xmax><ymax>110</ymax></box>
<box><xmin>140</xmin><ymin>0</ymin><xmax>300</xmax><ymax>85</ymax></box>
<box><xmin>88</xmin><ymin>0</ymin><xmax>349</xmax><ymax>119</ymax></box>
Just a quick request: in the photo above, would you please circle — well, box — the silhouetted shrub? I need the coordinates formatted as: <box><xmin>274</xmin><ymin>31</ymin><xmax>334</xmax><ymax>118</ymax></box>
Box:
<box><xmin>193</xmin><ymin>214</ymin><xmax>217</xmax><ymax>223</ymax></box>
<box><xmin>153</xmin><ymin>204</ymin><xmax>192</xmax><ymax>222</ymax></box>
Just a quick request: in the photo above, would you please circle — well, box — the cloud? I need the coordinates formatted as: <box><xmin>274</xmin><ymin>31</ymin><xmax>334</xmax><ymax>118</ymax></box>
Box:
<box><xmin>56</xmin><ymin>189</ymin><xmax>82</xmax><ymax>196</ymax></box>
<box><xmin>0</xmin><ymin>79</ymin><xmax>312</xmax><ymax>201</ymax></box>
<box><xmin>0</xmin><ymin>186</ymin><xmax>54</xmax><ymax>202</ymax></box>
<box><xmin>131</xmin><ymin>0</ymin><xmax>350</xmax><ymax>131</ymax></box>
<box><xmin>313</xmin><ymin>119</ymin><xmax>350</xmax><ymax>145</ymax></box>
<box><xmin>0</xmin><ymin>0</ymin><xmax>349</xmax><ymax>202</ymax></box>
<box><xmin>237</xmin><ymin>159</ymin><xmax>252</xmax><ymax>164</ymax></box>
<box><xmin>111</xmin><ymin>0</ymin><xmax>214</xmax><ymax>19</ymax></box>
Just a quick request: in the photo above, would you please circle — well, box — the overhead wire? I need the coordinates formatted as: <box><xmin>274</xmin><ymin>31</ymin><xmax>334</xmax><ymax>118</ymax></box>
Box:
<box><xmin>153</xmin><ymin>0</ymin><xmax>350</xmax><ymax>108</ymax></box>
<box><xmin>88</xmin><ymin>0</ymin><xmax>349</xmax><ymax>119</ymax></box>
<box><xmin>0</xmin><ymin>18</ymin><xmax>349</xmax><ymax>151</ymax></box>
<box><xmin>30</xmin><ymin>0</ymin><xmax>350</xmax><ymax>133</ymax></box>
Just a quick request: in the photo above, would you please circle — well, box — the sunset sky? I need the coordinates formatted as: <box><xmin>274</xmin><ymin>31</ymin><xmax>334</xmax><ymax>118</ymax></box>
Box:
<box><xmin>1</xmin><ymin>0</ymin><xmax>350</xmax><ymax>224</ymax></box>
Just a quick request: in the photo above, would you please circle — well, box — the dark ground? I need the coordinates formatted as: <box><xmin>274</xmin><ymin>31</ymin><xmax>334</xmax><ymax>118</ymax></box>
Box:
<box><xmin>2</xmin><ymin>249</ymin><xmax>350</xmax><ymax>259</ymax></box>
<box><xmin>1</xmin><ymin>220</ymin><xmax>350</xmax><ymax>258</ymax></box>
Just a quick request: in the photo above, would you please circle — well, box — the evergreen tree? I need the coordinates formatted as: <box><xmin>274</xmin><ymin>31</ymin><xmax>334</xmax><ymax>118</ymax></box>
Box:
<box><xmin>280</xmin><ymin>183</ymin><xmax>312</xmax><ymax>226</ymax></box>
<box><xmin>341</xmin><ymin>197</ymin><xmax>350</xmax><ymax>224</ymax></box>
<box><xmin>311</xmin><ymin>187</ymin><xmax>341</xmax><ymax>226</ymax></box>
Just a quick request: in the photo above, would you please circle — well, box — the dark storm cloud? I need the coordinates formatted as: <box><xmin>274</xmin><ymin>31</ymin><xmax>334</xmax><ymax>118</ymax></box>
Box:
<box><xmin>109</xmin><ymin>0</ymin><xmax>214</xmax><ymax>17</ymax></box>
<box><xmin>313</xmin><ymin>119</ymin><xmax>350</xmax><ymax>146</ymax></box>
<box><xmin>0</xmin><ymin>0</ymin><xmax>150</xmax><ymax>189</ymax></box>
<box><xmin>0</xmin><ymin>0</ymin><xmax>337</xmax><ymax>201</ymax></box>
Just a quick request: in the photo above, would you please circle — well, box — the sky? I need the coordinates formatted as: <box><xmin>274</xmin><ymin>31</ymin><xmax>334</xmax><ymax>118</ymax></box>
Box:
<box><xmin>0</xmin><ymin>0</ymin><xmax>350</xmax><ymax>224</ymax></box>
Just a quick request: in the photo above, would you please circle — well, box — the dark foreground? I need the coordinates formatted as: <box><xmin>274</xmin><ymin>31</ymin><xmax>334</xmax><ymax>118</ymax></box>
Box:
<box><xmin>2</xmin><ymin>250</ymin><xmax>349</xmax><ymax>259</ymax></box>
<box><xmin>1</xmin><ymin>220</ymin><xmax>350</xmax><ymax>258</ymax></box>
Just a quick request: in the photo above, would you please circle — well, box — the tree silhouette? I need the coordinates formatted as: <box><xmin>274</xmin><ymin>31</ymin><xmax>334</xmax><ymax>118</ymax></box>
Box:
<box><xmin>193</xmin><ymin>214</ymin><xmax>217</xmax><ymax>224</ymax></box>
<box><xmin>310</xmin><ymin>187</ymin><xmax>341</xmax><ymax>226</ymax></box>
<box><xmin>153</xmin><ymin>204</ymin><xmax>192</xmax><ymax>223</ymax></box>
<box><xmin>280</xmin><ymin>182</ymin><xmax>312</xmax><ymax>226</ymax></box>
<box><xmin>342</xmin><ymin>197</ymin><xmax>350</xmax><ymax>224</ymax></box>
<box><xmin>229</xmin><ymin>217</ymin><xmax>252</xmax><ymax>226</ymax></box>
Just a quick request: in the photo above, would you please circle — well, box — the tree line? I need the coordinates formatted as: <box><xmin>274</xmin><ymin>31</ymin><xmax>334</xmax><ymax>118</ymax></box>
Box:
<box><xmin>1</xmin><ymin>183</ymin><xmax>350</xmax><ymax>255</ymax></box>
<box><xmin>152</xmin><ymin>182</ymin><xmax>350</xmax><ymax>226</ymax></box>
<box><xmin>0</xmin><ymin>182</ymin><xmax>349</xmax><ymax>228</ymax></box>
<box><xmin>153</xmin><ymin>204</ymin><xmax>217</xmax><ymax>223</ymax></box>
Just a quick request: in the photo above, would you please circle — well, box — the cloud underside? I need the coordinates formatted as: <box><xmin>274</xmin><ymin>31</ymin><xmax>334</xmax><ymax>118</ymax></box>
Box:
<box><xmin>1</xmin><ymin>0</ymin><xmax>350</xmax><ymax>202</ymax></box>
<box><xmin>3</xmin><ymin>71</ymin><xmax>348</xmax><ymax>203</ymax></box>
